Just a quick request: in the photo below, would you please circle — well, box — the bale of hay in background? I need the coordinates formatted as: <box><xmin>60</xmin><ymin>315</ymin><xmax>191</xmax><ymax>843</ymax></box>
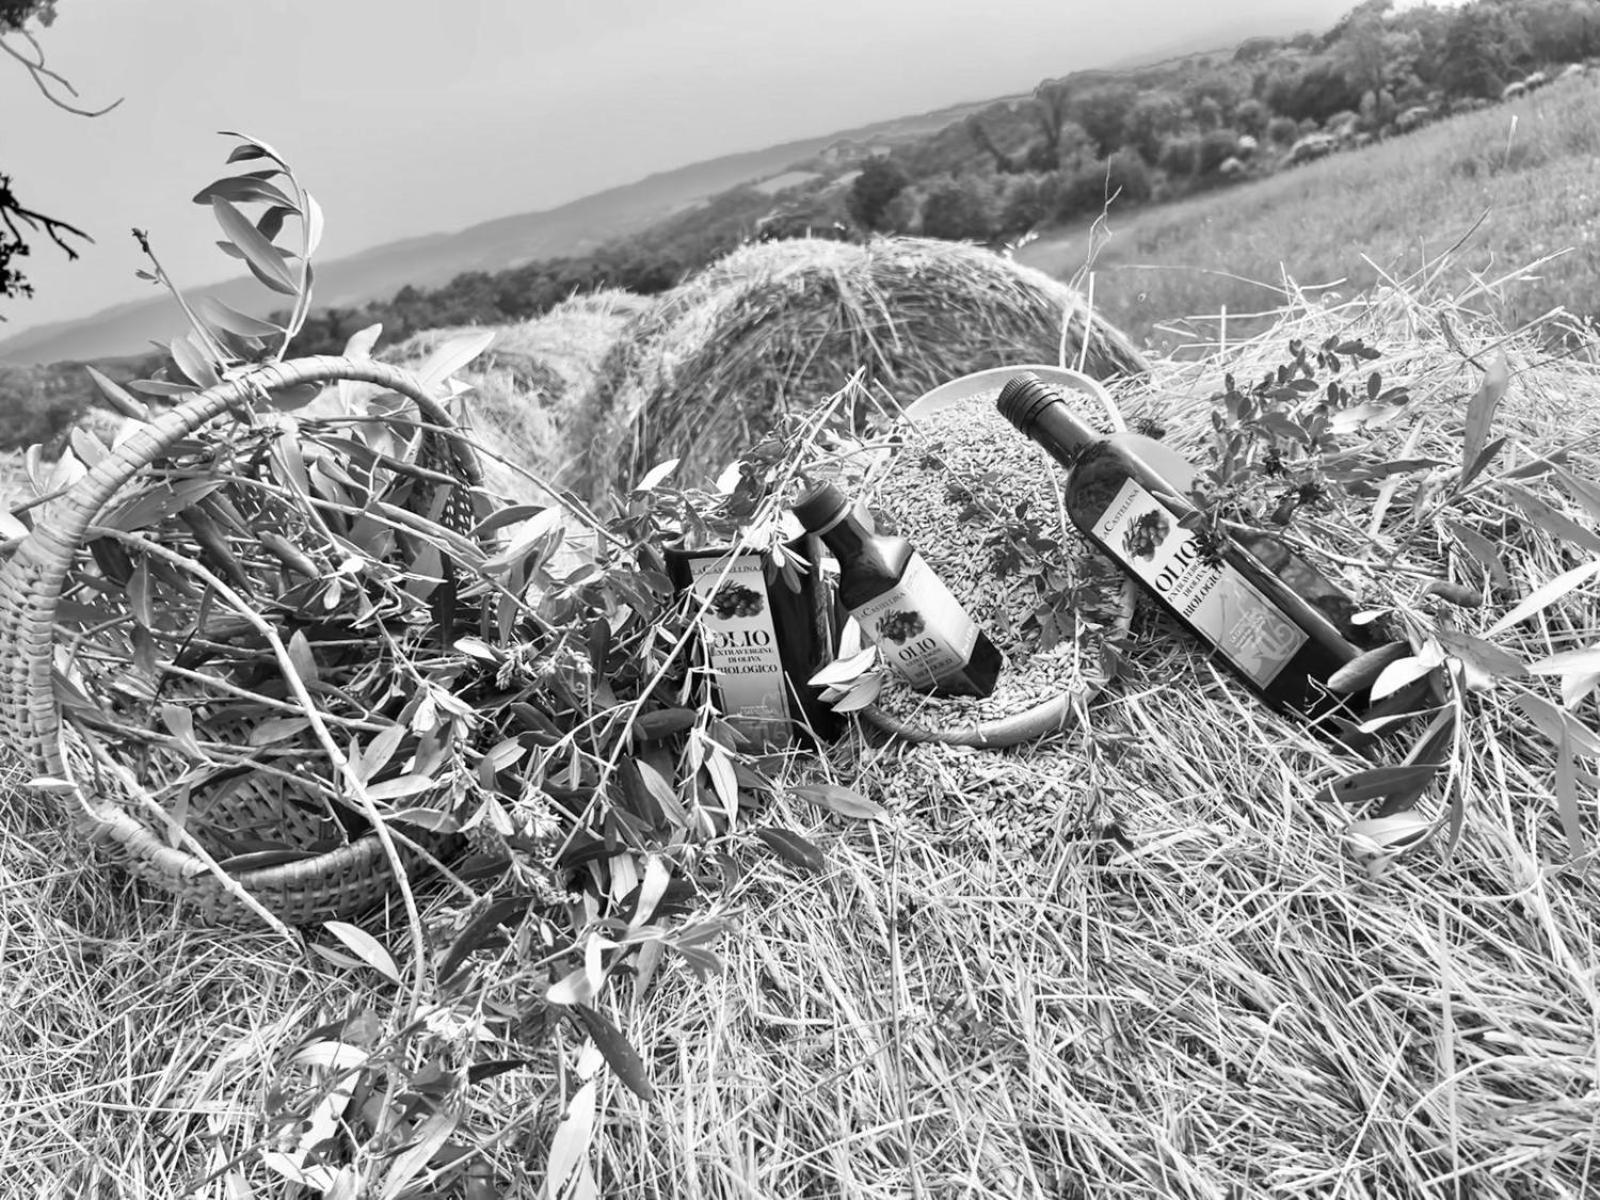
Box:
<box><xmin>2</xmin><ymin>291</ymin><xmax>651</xmax><ymax>517</ymax></box>
<box><xmin>384</xmin><ymin>289</ymin><xmax>650</xmax><ymax>503</ymax></box>
<box><xmin>565</xmin><ymin>236</ymin><xmax>1147</xmax><ymax>502</ymax></box>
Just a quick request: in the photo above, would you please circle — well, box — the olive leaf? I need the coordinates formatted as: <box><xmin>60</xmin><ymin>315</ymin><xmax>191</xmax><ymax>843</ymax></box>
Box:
<box><xmin>218</xmin><ymin>130</ymin><xmax>288</xmax><ymax>166</ymax></box>
<box><xmin>1444</xmin><ymin>519</ymin><xmax>1509</xmax><ymax>587</ymax></box>
<box><xmin>809</xmin><ymin>644</ymin><xmax>877</xmax><ymax>688</ymax></box>
<box><xmin>193</xmin><ymin>294</ymin><xmax>283</xmax><ymax>339</ymax></box>
<box><xmin>1516</xmin><ymin>693</ymin><xmax>1600</xmax><ymax>759</ymax></box>
<box><xmin>192</xmin><ymin>174</ymin><xmax>300</xmax><ymax>211</ymax></box>
<box><xmin>1556</xmin><ymin>469</ymin><xmax>1600</xmax><ymax>524</ymax></box>
<box><xmin>789</xmin><ymin>781</ymin><xmax>887</xmax><ymax>822</ymax></box>
<box><xmin>416</xmin><ymin>330</ymin><xmax>496</xmax><ymax>387</ymax></box>
<box><xmin>211</xmin><ymin>196</ymin><xmax>298</xmax><ymax>294</ymax></box>
<box><xmin>1368</xmin><ymin>647</ymin><xmax>1442</xmax><ymax>702</ymax></box>
<box><xmin>572</xmin><ymin>1005</ymin><xmax>655</xmax><ymax>1102</ymax></box>
<box><xmin>755</xmin><ymin>826</ymin><xmax>826</xmax><ymax>874</ymax></box>
<box><xmin>169</xmin><ymin>334</ymin><xmax>221</xmax><ymax>389</ymax></box>
<box><xmin>1484</xmin><ymin>560</ymin><xmax>1600</xmax><ymax>637</ymax></box>
<box><xmin>1551</xmin><ymin>725</ymin><xmax>1587</xmax><ymax>872</ymax></box>
<box><xmin>82</xmin><ymin>364</ymin><xmax>147</xmax><ymax>419</ymax></box>
<box><xmin>304</xmin><ymin>191</ymin><xmax>325</xmax><ymax>259</ymax></box>
<box><xmin>1460</xmin><ymin>353</ymin><xmax>1509</xmax><ymax>477</ymax></box>
<box><xmin>1345</xmin><ymin>811</ymin><xmax>1434</xmax><ymax>859</ymax></box>
<box><xmin>1525</xmin><ymin>644</ymin><xmax>1600</xmax><ymax>709</ymax></box>
<box><xmin>635</xmin><ymin>758</ymin><xmax>689</xmax><ymax>826</ymax></box>
<box><xmin>377</xmin><ymin>1108</ymin><xmax>460</xmax><ymax>1200</ymax></box>
<box><xmin>1314</xmin><ymin>762</ymin><xmax>1442</xmax><ymax>809</ymax></box>
<box><xmin>322</xmin><ymin>921</ymin><xmax>403</xmax><ymax>987</ymax></box>
<box><xmin>1435</xmin><ymin>628</ymin><xmax>1525</xmax><ymax>682</ymax></box>
<box><xmin>436</xmin><ymin>895</ymin><xmax>535</xmax><ymax>984</ymax></box>
<box><xmin>704</xmin><ymin>748</ymin><xmax>740</xmax><ymax>821</ymax></box>
<box><xmin>830</xmin><ymin>672</ymin><xmax>884</xmax><ymax>713</ymax></box>
<box><xmin>545</xmin><ymin>1081</ymin><xmax>598</xmax><ymax>1200</ymax></box>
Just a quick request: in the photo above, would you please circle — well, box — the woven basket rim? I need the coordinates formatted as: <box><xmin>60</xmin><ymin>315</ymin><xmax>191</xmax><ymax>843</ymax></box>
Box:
<box><xmin>0</xmin><ymin>355</ymin><xmax>480</xmax><ymax>920</ymax></box>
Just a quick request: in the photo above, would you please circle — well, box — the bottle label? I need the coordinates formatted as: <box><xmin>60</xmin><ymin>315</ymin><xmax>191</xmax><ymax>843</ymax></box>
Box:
<box><xmin>683</xmin><ymin>552</ymin><xmax>791</xmax><ymax>742</ymax></box>
<box><xmin>1095</xmin><ymin>479</ymin><xmax>1307</xmax><ymax>687</ymax></box>
<box><xmin>848</xmin><ymin>553</ymin><xmax>979</xmax><ymax>689</ymax></box>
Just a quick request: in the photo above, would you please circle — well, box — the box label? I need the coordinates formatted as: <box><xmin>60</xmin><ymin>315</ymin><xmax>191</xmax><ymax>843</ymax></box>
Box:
<box><xmin>683</xmin><ymin>552</ymin><xmax>791</xmax><ymax>738</ymax></box>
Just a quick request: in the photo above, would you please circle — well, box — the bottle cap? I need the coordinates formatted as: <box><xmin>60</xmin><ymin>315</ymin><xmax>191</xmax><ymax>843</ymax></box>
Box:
<box><xmin>995</xmin><ymin>372</ymin><xmax>1062</xmax><ymax>431</ymax></box>
<box><xmin>791</xmin><ymin>481</ymin><xmax>850</xmax><ymax>532</ymax></box>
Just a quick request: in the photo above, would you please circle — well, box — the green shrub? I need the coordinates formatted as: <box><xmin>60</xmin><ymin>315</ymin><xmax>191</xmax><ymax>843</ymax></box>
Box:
<box><xmin>1234</xmin><ymin>97</ymin><xmax>1270</xmax><ymax>139</ymax></box>
<box><xmin>1197</xmin><ymin>129</ymin><xmax>1242</xmax><ymax>175</ymax></box>
<box><xmin>1052</xmin><ymin>160</ymin><xmax>1130</xmax><ymax>222</ymax></box>
<box><xmin>1267</xmin><ymin>115</ymin><xmax>1300</xmax><ymax>146</ymax></box>
<box><xmin>847</xmin><ymin>157</ymin><xmax>910</xmax><ymax>232</ymax></box>
<box><xmin>998</xmin><ymin>172</ymin><xmax>1061</xmax><ymax>232</ymax></box>
<box><xmin>919</xmin><ymin>174</ymin><xmax>998</xmax><ymax>241</ymax></box>
<box><xmin>1159</xmin><ymin>134</ymin><xmax>1200</xmax><ymax>177</ymax></box>
<box><xmin>1105</xmin><ymin>150</ymin><xmax>1153</xmax><ymax>204</ymax></box>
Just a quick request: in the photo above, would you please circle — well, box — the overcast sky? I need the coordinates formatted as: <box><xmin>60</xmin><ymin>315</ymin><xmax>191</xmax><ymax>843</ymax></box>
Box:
<box><xmin>2</xmin><ymin>0</ymin><xmax>1360</xmax><ymax>337</ymax></box>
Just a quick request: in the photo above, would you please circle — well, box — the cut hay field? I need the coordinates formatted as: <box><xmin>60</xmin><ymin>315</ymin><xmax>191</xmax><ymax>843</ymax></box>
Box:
<box><xmin>1017</xmin><ymin>73</ymin><xmax>1600</xmax><ymax>357</ymax></box>
<box><xmin>4</xmin><ymin>223</ymin><xmax>1600</xmax><ymax>1197</ymax></box>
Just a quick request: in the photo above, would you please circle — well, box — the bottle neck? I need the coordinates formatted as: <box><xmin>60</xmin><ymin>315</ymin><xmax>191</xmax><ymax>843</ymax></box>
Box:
<box><xmin>813</xmin><ymin>508</ymin><xmax>872</xmax><ymax>560</ymax></box>
<box><xmin>1026</xmin><ymin>400</ymin><xmax>1101</xmax><ymax>464</ymax></box>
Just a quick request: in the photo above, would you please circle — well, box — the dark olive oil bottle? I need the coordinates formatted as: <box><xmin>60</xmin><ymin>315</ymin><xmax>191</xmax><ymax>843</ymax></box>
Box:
<box><xmin>997</xmin><ymin>372</ymin><xmax>1381</xmax><ymax>718</ymax></box>
<box><xmin>792</xmin><ymin>482</ymin><xmax>1002</xmax><ymax>699</ymax></box>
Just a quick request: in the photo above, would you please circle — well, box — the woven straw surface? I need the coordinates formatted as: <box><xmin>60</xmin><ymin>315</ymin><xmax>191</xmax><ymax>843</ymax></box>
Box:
<box><xmin>0</xmin><ymin>357</ymin><xmax>481</xmax><ymax>925</ymax></box>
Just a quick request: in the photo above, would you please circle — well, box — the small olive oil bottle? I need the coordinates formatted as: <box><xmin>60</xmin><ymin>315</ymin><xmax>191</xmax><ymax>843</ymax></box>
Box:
<box><xmin>792</xmin><ymin>482</ymin><xmax>1002</xmax><ymax>699</ymax></box>
<box><xmin>997</xmin><ymin>372</ymin><xmax>1378</xmax><ymax>717</ymax></box>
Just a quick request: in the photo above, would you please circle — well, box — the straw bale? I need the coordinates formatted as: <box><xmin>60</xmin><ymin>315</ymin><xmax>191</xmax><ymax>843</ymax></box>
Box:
<box><xmin>566</xmin><ymin>236</ymin><xmax>1148</xmax><ymax>502</ymax></box>
<box><xmin>385</xmin><ymin>289</ymin><xmax>650</xmax><ymax>503</ymax></box>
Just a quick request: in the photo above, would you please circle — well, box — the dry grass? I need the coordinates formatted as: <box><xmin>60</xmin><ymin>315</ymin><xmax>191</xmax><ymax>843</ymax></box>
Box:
<box><xmin>1017</xmin><ymin>72</ymin><xmax>1600</xmax><ymax>358</ymax></box>
<box><xmin>0</xmin><ymin>770</ymin><xmax>364</xmax><ymax>1195</ymax></box>
<box><xmin>565</xmin><ymin>236</ymin><xmax>1148</xmax><ymax>504</ymax></box>
<box><xmin>3</xmin><ymin>266</ymin><xmax>1599</xmax><ymax>1198</ymax></box>
<box><xmin>607</xmin><ymin>284</ymin><xmax>1600</xmax><ymax>1198</ymax></box>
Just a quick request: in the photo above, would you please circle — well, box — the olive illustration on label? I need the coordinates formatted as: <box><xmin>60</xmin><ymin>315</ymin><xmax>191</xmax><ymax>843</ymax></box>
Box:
<box><xmin>877</xmin><ymin>608</ymin><xmax>926</xmax><ymax>645</ymax></box>
<box><xmin>1123</xmin><ymin>510</ymin><xmax>1171</xmax><ymax>560</ymax></box>
<box><xmin>709</xmin><ymin>581</ymin><xmax>764</xmax><ymax>619</ymax></box>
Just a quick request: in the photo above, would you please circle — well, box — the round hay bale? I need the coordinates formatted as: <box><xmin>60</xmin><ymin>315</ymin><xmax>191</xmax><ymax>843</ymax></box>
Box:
<box><xmin>565</xmin><ymin>236</ymin><xmax>1148</xmax><ymax>503</ymax></box>
<box><xmin>381</xmin><ymin>290</ymin><xmax>650</xmax><ymax>503</ymax></box>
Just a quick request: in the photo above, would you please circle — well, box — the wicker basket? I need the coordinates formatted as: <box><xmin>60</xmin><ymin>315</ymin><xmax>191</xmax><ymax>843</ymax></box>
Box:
<box><xmin>0</xmin><ymin>356</ymin><xmax>486</xmax><ymax>926</ymax></box>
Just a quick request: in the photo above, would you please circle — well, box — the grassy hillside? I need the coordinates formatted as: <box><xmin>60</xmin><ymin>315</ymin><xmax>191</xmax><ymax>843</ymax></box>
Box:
<box><xmin>0</xmin><ymin>99</ymin><xmax>1025</xmax><ymax>367</ymax></box>
<box><xmin>1016</xmin><ymin>73</ymin><xmax>1600</xmax><ymax>355</ymax></box>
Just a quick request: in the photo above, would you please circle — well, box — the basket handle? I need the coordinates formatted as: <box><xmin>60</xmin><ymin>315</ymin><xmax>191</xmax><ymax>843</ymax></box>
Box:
<box><xmin>0</xmin><ymin>354</ymin><xmax>478</xmax><ymax>784</ymax></box>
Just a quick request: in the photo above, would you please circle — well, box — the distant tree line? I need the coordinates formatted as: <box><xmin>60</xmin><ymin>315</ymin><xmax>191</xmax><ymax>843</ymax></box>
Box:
<box><xmin>276</xmin><ymin>0</ymin><xmax>1599</xmax><ymax>359</ymax></box>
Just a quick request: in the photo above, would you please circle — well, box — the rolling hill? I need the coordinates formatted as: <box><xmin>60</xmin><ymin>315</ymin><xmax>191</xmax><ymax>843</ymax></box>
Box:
<box><xmin>0</xmin><ymin>4</ymin><xmax>1345</xmax><ymax>368</ymax></box>
<box><xmin>0</xmin><ymin>98</ymin><xmax>1024</xmax><ymax>366</ymax></box>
